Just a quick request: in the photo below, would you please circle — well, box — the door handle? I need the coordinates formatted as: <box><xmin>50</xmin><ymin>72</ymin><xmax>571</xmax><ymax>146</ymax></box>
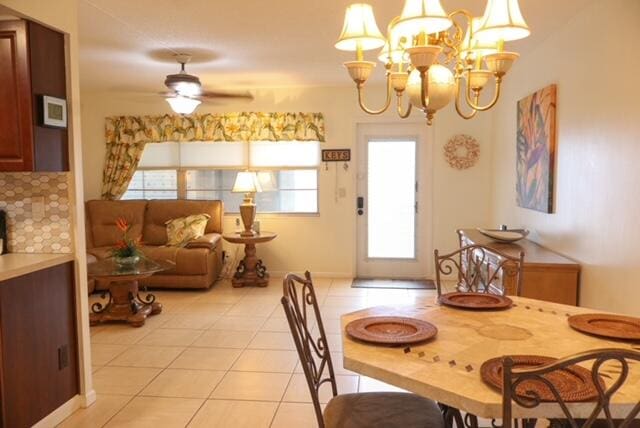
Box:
<box><xmin>357</xmin><ymin>196</ymin><xmax>364</xmax><ymax>215</ymax></box>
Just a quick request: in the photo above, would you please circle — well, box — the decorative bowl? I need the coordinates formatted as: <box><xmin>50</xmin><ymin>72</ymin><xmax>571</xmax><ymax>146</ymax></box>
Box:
<box><xmin>477</xmin><ymin>228</ymin><xmax>529</xmax><ymax>243</ymax></box>
<box><xmin>114</xmin><ymin>255</ymin><xmax>140</xmax><ymax>266</ymax></box>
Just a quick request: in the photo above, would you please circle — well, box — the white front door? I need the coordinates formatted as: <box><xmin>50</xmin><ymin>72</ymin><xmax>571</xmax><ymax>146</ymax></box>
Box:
<box><xmin>356</xmin><ymin>123</ymin><xmax>431</xmax><ymax>279</ymax></box>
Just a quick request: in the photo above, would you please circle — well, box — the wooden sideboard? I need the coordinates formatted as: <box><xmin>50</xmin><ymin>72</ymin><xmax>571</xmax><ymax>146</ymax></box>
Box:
<box><xmin>458</xmin><ymin>229</ymin><xmax>580</xmax><ymax>305</ymax></box>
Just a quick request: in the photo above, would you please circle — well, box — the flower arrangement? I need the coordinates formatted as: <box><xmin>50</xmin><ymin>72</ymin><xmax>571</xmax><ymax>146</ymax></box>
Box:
<box><xmin>111</xmin><ymin>218</ymin><xmax>142</xmax><ymax>265</ymax></box>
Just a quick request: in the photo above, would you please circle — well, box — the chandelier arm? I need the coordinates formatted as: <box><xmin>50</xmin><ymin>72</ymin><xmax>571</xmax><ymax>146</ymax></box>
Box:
<box><xmin>464</xmin><ymin>77</ymin><xmax>503</xmax><ymax>112</ymax></box>
<box><xmin>396</xmin><ymin>93</ymin><xmax>413</xmax><ymax>119</ymax></box>
<box><xmin>356</xmin><ymin>73</ymin><xmax>393</xmax><ymax>115</ymax></box>
<box><xmin>454</xmin><ymin>78</ymin><xmax>478</xmax><ymax>120</ymax></box>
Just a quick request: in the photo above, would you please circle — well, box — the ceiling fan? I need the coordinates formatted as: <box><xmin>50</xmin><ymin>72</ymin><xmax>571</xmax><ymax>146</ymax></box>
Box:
<box><xmin>163</xmin><ymin>54</ymin><xmax>253</xmax><ymax>114</ymax></box>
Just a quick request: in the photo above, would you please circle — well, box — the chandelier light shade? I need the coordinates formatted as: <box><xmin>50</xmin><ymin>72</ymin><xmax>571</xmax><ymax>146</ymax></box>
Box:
<box><xmin>460</xmin><ymin>17</ymin><xmax>498</xmax><ymax>61</ymax></box>
<box><xmin>335</xmin><ymin>0</ymin><xmax>530</xmax><ymax>125</ymax></box>
<box><xmin>395</xmin><ymin>0</ymin><xmax>452</xmax><ymax>40</ymax></box>
<box><xmin>335</xmin><ymin>4</ymin><xmax>386</xmax><ymax>52</ymax></box>
<box><xmin>165</xmin><ymin>95</ymin><xmax>201</xmax><ymax>114</ymax></box>
<box><xmin>475</xmin><ymin>0</ymin><xmax>530</xmax><ymax>42</ymax></box>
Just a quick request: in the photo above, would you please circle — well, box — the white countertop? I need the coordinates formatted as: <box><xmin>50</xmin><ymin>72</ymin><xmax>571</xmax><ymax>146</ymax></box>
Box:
<box><xmin>0</xmin><ymin>253</ymin><xmax>75</xmax><ymax>282</ymax></box>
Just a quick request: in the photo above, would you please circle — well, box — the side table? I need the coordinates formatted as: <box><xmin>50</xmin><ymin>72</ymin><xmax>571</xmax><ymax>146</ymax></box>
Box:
<box><xmin>223</xmin><ymin>231</ymin><xmax>277</xmax><ymax>287</ymax></box>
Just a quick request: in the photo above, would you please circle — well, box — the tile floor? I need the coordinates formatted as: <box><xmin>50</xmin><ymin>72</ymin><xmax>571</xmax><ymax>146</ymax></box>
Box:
<box><xmin>59</xmin><ymin>277</ymin><xmax>444</xmax><ymax>428</ymax></box>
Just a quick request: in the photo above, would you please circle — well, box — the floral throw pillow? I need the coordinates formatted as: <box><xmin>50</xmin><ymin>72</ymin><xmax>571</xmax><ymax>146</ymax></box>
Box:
<box><xmin>165</xmin><ymin>213</ymin><xmax>211</xmax><ymax>247</ymax></box>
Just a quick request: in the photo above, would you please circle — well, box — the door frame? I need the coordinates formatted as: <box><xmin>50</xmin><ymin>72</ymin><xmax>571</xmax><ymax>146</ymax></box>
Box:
<box><xmin>354</xmin><ymin>122</ymin><xmax>434</xmax><ymax>280</ymax></box>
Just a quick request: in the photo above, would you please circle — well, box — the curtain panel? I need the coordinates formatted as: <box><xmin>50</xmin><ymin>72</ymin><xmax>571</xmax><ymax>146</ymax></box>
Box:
<box><xmin>101</xmin><ymin>112</ymin><xmax>325</xmax><ymax>200</ymax></box>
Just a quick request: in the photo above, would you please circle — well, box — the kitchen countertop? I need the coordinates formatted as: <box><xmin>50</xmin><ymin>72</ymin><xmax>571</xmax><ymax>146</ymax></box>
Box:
<box><xmin>0</xmin><ymin>253</ymin><xmax>75</xmax><ymax>282</ymax></box>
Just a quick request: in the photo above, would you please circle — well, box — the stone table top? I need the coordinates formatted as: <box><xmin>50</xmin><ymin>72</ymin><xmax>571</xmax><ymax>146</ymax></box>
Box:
<box><xmin>341</xmin><ymin>296</ymin><xmax>640</xmax><ymax>419</ymax></box>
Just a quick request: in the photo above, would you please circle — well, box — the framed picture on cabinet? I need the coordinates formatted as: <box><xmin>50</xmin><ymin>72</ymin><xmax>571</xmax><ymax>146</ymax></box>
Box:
<box><xmin>41</xmin><ymin>95</ymin><xmax>67</xmax><ymax>128</ymax></box>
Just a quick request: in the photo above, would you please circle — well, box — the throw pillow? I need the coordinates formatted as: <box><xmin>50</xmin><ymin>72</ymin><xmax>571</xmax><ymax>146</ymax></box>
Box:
<box><xmin>165</xmin><ymin>213</ymin><xmax>211</xmax><ymax>247</ymax></box>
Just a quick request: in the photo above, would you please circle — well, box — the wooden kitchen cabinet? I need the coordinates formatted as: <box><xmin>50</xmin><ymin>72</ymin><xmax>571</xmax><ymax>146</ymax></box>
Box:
<box><xmin>0</xmin><ymin>261</ymin><xmax>79</xmax><ymax>428</ymax></box>
<box><xmin>0</xmin><ymin>19</ymin><xmax>69</xmax><ymax>172</ymax></box>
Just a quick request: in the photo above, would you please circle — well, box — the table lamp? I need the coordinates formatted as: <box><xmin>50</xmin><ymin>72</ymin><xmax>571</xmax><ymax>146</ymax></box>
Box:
<box><xmin>232</xmin><ymin>171</ymin><xmax>262</xmax><ymax>236</ymax></box>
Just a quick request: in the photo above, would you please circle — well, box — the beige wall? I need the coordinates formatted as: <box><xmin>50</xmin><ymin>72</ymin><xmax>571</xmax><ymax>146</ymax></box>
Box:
<box><xmin>489</xmin><ymin>0</ymin><xmax>640</xmax><ymax>315</ymax></box>
<box><xmin>80</xmin><ymin>85</ymin><xmax>493</xmax><ymax>276</ymax></box>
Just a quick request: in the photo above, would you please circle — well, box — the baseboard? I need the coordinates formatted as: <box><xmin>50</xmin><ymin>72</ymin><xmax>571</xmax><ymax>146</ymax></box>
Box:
<box><xmin>82</xmin><ymin>388</ymin><xmax>97</xmax><ymax>407</ymax></box>
<box><xmin>269</xmin><ymin>270</ymin><xmax>353</xmax><ymax>279</ymax></box>
<box><xmin>33</xmin><ymin>394</ymin><xmax>82</xmax><ymax>428</ymax></box>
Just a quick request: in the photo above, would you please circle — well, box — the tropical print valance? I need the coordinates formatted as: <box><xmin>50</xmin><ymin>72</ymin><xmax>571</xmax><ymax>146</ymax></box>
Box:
<box><xmin>105</xmin><ymin>112</ymin><xmax>325</xmax><ymax>145</ymax></box>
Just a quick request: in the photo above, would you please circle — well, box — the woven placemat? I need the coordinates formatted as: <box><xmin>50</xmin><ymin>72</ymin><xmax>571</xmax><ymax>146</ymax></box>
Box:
<box><xmin>346</xmin><ymin>316</ymin><xmax>437</xmax><ymax>346</ymax></box>
<box><xmin>439</xmin><ymin>292</ymin><xmax>513</xmax><ymax>310</ymax></box>
<box><xmin>481</xmin><ymin>355</ymin><xmax>603</xmax><ymax>402</ymax></box>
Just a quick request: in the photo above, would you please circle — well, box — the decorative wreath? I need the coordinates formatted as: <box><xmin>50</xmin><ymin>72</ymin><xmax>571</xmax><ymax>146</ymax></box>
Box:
<box><xmin>444</xmin><ymin>134</ymin><xmax>480</xmax><ymax>170</ymax></box>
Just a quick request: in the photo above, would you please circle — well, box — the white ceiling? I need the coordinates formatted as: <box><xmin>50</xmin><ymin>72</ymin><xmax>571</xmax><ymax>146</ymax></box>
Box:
<box><xmin>78</xmin><ymin>0</ymin><xmax>594</xmax><ymax>93</ymax></box>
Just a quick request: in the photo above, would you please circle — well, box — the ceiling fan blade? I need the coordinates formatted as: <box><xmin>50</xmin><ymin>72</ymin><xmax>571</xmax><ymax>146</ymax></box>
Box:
<box><xmin>200</xmin><ymin>90</ymin><xmax>254</xmax><ymax>100</ymax></box>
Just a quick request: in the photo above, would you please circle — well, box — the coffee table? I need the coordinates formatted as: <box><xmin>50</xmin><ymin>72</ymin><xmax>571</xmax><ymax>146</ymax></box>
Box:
<box><xmin>88</xmin><ymin>258</ymin><xmax>173</xmax><ymax>327</ymax></box>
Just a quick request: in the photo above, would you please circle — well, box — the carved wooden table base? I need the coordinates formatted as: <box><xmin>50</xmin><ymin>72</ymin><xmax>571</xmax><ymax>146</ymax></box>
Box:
<box><xmin>90</xmin><ymin>279</ymin><xmax>162</xmax><ymax>328</ymax></box>
<box><xmin>223</xmin><ymin>232</ymin><xmax>277</xmax><ymax>288</ymax></box>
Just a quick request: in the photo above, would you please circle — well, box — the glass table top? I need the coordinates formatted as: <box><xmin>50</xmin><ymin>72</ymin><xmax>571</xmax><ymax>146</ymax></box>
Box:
<box><xmin>87</xmin><ymin>258</ymin><xmax>174</xmax><ymax>277</ymax></box>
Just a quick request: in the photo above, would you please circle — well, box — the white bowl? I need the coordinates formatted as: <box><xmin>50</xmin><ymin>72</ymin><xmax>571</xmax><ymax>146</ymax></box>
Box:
<box><xmin>477</xmin><ymin>228</ymin><xmax>529</xmax><ymax>243</ymax></box>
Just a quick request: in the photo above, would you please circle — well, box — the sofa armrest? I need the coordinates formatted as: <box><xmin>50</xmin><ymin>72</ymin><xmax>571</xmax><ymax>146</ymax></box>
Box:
<box><xmin>185</xmin><ymin>233</ymin><xmax>222</xmax><ymax>250</ymax></box>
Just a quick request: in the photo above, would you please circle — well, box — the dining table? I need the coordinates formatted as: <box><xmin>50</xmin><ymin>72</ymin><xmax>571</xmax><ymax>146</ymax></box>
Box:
<box><xmin>341</xmin><ymin>295</ymin><xmax>640</xmax><ymax>424</ymax></box>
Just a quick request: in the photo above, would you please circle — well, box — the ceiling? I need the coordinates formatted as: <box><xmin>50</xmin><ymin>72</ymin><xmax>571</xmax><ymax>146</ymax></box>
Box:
<box><xmin>78</xmin><ymin>0</ymin><xmax>594</xmax><ymax>93</ymax></box>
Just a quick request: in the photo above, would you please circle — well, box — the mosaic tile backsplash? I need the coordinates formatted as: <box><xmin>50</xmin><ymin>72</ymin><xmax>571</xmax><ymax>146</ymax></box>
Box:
<box><xmin>0</xmin><ymin>173</ymin><xmax>72</xmax><ymax>254</ymax></box>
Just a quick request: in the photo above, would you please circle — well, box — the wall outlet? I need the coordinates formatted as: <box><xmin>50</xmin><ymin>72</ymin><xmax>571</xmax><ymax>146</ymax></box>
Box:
<box><xmin>31</xmin><ymin>196</ymin><xmax>45</xmax><ymax>221</ymax></box>
<box><xmin>58</xmin><ymin>345</ymin><xmax>69</xmax><ymax>370</ymax></box>
<box><xmin>235</xmin><ymin>218</ymin><xmax>240</xmax><ymax>227</ymax></box>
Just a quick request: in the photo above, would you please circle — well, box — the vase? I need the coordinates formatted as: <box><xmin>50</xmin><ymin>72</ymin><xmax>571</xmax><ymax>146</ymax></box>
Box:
<box><xmin>114</xmin><ymin>255</ymin><xmax>140</xmax><ymax>266</ymax></box>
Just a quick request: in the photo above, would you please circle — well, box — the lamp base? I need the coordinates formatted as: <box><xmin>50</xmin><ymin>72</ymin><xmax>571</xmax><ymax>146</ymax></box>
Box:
<box><xmin>239</xmin><ymin>200</ymin><xmax>256</xmax><ymax>237</ymax></box>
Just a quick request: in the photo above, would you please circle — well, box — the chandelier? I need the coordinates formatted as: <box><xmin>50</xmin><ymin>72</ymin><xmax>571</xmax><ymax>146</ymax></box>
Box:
<box><xmin>335</xmin><ymin>0</ymin><xmax>530</xmax><ymax>125</ymax></box>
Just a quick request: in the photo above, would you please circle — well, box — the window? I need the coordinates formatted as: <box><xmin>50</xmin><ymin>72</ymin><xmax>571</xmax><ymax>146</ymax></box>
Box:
<box><xmin>122</xmin><ymin>170</ymin><xmax>178</xmax><ymax>200</ymax></box>
<box><xmin>185</xmin><ymin>169</ymin><xmax>318</xmax><ymax>213</ymax></box>
<box><xmin>122</xmin><ymin>141</ymin><xmax>320</xmax><ymax>214</ymax></box>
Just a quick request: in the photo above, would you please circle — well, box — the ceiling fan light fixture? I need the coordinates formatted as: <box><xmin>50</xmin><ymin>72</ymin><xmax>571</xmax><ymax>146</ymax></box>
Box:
<box><xmin>173</xmin><ymin>81</ymin><xmax>201</xmax><ymax>97</ymax></box>
<box><xmin>166</xmin><ymin>95</ymin><xmax>201</xmax><ymax>114</ymax></box>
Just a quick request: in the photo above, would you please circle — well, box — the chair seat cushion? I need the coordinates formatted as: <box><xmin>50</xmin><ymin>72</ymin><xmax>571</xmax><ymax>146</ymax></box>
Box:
<box><xmin>324</xmin><ymin>392</ymin><xmax>445</xmax><ymax>428</ymax></box>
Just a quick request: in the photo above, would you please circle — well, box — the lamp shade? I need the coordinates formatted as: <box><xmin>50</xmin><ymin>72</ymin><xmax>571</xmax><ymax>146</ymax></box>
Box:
<box><xmin>460</xmin><ymin>17</ymin><xmax>498</xmax><ymax>60</ymax></box>
<box><xmin>335</xmin><ymin>3</ymin><xmax>386</xmax><ymax>51</ymax></box>
<box><xmin>475</xmin><ymin>0</ymin><xmax>530</xmax><ymax>42</ymax></box>
<box><xmin>165</xmin><ymin>95</ymin><xmax>201</xmax><ymax>114</ymax></box>
<box><xmin>232</xmin><ymin>171</ymin><xmax>263</xmax><ymax>193</ymax></box>
<box><xmin>393</xmin><ymin>0</ymin><xmax>452</xmax><ymax>42</ymax></box>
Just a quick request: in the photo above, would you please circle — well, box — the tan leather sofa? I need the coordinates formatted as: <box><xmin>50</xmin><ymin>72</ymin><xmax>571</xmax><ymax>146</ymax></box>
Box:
<box><xmin>86</xmin><ymin>199</ymin><xmax>224</xmax><ymax>290</ymax></box>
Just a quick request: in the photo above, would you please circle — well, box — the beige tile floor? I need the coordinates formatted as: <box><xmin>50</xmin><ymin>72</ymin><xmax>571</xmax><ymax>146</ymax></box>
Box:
<box><xmin>59</xmin><ymin>277</ymin><xmax>442</xmax><ymax>428</ymax></box>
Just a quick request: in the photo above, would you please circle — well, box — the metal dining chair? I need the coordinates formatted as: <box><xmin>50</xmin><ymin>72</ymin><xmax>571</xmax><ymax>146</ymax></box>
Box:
<box><xmin>281</xmin><ymin>271</ymin><xmax>446</xmax><ymax>428</ymax></box>
<box><xmin>434</xmin><ymin>244</ymin><xmax>524</xmax><ymax>297</ymax></box>
<box><xmin>502</xmin><ymin>348</ymin><xmax>640</xmax><ymax>428</ymax></box>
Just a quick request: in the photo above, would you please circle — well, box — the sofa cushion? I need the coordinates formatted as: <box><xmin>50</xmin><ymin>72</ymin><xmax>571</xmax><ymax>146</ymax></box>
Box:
<box><xmin>86</xmin><ymin>200</ymin><xmax>147</xmax><ymax>248</ymax></box>
<box><xmin>143</xmin><ymin>200</ymin><xmax>224</xmax><ymax>246</ymax></box>
<box><xmin>87</xmin><ymin>246</ymin><xmax>114</xmax><ymax>260</ymax></box>
<box><xmin>140</xmin><ymin>245</ymin><xmax>210</xmax><ymax>275</ymax></box>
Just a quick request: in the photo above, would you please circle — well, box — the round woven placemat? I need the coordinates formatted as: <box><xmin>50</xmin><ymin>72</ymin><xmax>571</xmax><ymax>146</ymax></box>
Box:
<box><xmin>345</xmin><ymin>316</ymin><xmax>437</xmax><ymax>345</ymax></box>
<box><xmin>480</xmin><ymin>355</ymin><xmax>603</xmax><ymax>402</ymax></box>
<box><xmin>568</xmin><ymin>313</ymin><xmax>640</xmax><ymax>340</ymax></box>
<box><xmin>439</xmin><ymin>292</ymin><xmax>513</xmax><ymax>310</ymax></box>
